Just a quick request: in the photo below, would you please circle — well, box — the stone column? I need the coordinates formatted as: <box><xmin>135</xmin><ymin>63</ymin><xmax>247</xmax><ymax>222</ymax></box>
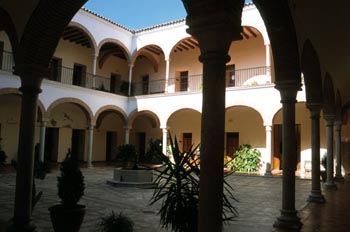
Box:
<box><xmin>165</xmin><ymin>58</ymin><xmax>170</xmax><ymax>93</ymax></box>
<box><xmin>273</xmin><ymin>80</ymin><xmax>302</xmax><ymax>230</ymax></box>
<box><xmin>128</xmin><ymin>64</ymin><xmax>133</xmax><ymax>96</ymax></box>
<box><xmin>38</xmin><ymin>120</ymin><xmax>48</xmax><ymax>162</ymax></box>
<box><xmin>307</xmin><ymin>103</ymin><xmax>325</xmax><ymax>203</ymax></box>
<box><xmin>124</xmin><ymin>127</ymin><xmax>130</xmax><ymax>144</ymax></box>
<box><xmin>8</xmin><ymin>64</ymin><xmax>45</xmax><ymax>232</ymax></box>
<box><xmin>87</xmin><ymin>124</ymin><xmax>94</xmax><ymax>168</ymax></box>
<box><xmin>92</xmin><ymin>54</ymin><xmax>97</xmax><ymax>89</ymax></box>
<box><xmin>264</xmin><ymin>125</ymin><xmax>272</xmax><ymax>176</ymax></box>
<box><xmin>182</xmin><ymin>1</ymin><xmax>245</xmax><ymax>231</ymax></box>
<box><xmin>323</xmin><ymin>115</ymin><xmax>337</xmax><ymax>189</ymax></box>
<box><xmin>162</xmin><ymin>128</ymin><xmax>168</xmax><ymax>155</ymax></box>
<box><xmin>334</xmin><ymin>121</ymin><xmax>344</xmax><ymax>181</ymax></box>
<box><xmin>265</xmin><ymin>44</ymin><xmax>271</xmax><ymax>82</ymax></box>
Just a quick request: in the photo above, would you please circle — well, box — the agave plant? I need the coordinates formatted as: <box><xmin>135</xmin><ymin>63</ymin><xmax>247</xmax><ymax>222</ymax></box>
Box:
<box><xmin>150</xmin><ymin>133</ymin><xmax>237</xmax><ymax>232</ymax></box>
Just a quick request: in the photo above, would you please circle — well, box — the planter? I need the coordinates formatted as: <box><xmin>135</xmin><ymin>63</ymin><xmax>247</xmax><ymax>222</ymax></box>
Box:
<box><xmin>48</xmin><ymin>204</ymin><xmax>86</xmax><ymax>232</ymax></box>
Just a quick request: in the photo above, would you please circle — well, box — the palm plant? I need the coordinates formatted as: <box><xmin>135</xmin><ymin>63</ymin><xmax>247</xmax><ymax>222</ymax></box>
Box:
<box><xmin>150</xmin><ymin>133</ymin><xmax>237</xmax><ymax>232</ymax></box>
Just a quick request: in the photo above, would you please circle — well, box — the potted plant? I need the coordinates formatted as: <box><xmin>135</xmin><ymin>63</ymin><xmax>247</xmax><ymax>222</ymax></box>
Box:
<box><xmin>231</xmin><ymin>144</ymin><xmax>262</xmax><ymax>173</ymax></box>
<box><xmin>48</xmin><ymin>149</ymin><xmax>86</xmax><ymax>232</ymax></box>
<box><xmin>97</xmin><ymin>211</ymin><xmax>134</xmax><ymax>232</ymax></box>
<box><xmin>150</xmin><ymin>133</ymin><xmax>237</xmax><ymax>232</ymax></box>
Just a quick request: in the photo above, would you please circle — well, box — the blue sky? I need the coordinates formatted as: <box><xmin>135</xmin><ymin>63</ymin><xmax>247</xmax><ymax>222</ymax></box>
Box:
<box><xmin>83</xmin><ymin>0</ymin><xmax>187</xmax><ymax>30</ymax></box>
<box><xmin>83</xmin><ymin>0</ymin><xmax>252</xmax><ymax>30</ymax></box>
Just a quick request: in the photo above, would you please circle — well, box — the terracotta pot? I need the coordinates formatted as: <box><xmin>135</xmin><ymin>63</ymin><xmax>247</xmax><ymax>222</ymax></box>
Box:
<box><xmin>48</xmin><ymin>204</ymin><xmax>86</xmax><ymax>232</ymax></box>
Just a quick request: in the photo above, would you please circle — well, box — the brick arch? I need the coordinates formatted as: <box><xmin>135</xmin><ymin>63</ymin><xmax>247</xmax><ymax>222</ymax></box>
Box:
<box><xmin>47</xmin><ymin>98</ymin><xmax>93</xmax><ymax>125</ymax></box>
<box><xmin>301</xmin><ymin>39</ymin><xmax>323</xmax><ymax>104</ymax></box>
<box><xmin>128</xmin><ymin>110</ymin><xmax>161</xmax><ymax>129</ymax></box>
<box><xmin>0</xmin><ymin>7</ymin><xmax>19</xmax><ymax>58</ymax></box>
<box><xmin>0</xmin><ymin>87</ymin><xmax>46</xmax><ymax>120</ymax></box>
<box><xmin>15</xmin><ymin>0</ymin><xmax>85</xmax><ymax>69</ymax></box>
<box><xmin>94</xmin><ymin>105</ymin><xmax>128</xmax><ymax>128</ymax></box>
<box><xmin>67</xmin><ymin>21</ymin><xmax>98</xmax><ymax>54</ymax></box>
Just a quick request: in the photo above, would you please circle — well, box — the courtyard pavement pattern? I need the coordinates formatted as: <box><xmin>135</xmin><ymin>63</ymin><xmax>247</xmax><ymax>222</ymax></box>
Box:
<box><xmin>0</xmin><ymin>166</ymin><xmax>348</xmax><ymax>232</ymax></box>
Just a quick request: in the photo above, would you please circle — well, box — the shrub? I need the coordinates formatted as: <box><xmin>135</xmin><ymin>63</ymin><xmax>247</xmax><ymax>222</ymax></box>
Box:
<box><xmin>116</xmin><ymin>144</ymin><xmax>138</xmax><ymax>169</ymax></box>
<box><xmin>150</xmin><ymin>133</ymin><xmax>237</xmax><ymax>232</ymax></box>
<box><xmin>98</xmin><ymin>211</ymin><xmax>134</xmax><ymax>232</ymax></box>
<box><xmin>232</xmin><ymin>144</ymin><xmax>261</xmax><ymax>172</ymax></box>
<box><xmin>143</xmin><ymin>138</ymin><xmax>163</xmax><ymax>164</ymax></box>
<box><xmin>57</xmin><ymin>149</ymin><xmax>85</xmax><ymax>207</ymax></box>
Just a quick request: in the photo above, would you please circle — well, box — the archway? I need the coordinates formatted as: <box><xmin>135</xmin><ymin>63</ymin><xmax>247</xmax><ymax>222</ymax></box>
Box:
<box><xmin>167</xmin><ymin>108</ymin><xmax>201</xmax><ymax>153</ymax></box>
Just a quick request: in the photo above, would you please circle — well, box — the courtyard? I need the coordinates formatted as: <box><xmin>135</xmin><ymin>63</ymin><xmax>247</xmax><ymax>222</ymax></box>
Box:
<box><xmin>0</xmin><ymin>165</ymin><xmax>315</xmax><ymax>232</ymax></box>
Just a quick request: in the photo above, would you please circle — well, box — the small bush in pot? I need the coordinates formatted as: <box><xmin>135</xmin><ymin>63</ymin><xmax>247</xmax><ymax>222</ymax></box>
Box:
<box><xmin>49</xmin><ymin>149</ymin><xmax>86</xmax><ymax>232</ymax></box>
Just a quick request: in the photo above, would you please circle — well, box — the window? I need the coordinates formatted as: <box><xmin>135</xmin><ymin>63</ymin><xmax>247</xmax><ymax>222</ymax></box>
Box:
<box><xmin>180</xmin><ymin>71</ymin><xmax>188</xmax><ymax>91</ymax></box>
<box><xmin>110</xmin><ymin>73</ymin><xmax>121</xmax><ymax>93</ymax></box>
<box><xmin>142</xmin><ymin>75</ymin><xmax>149</xmax><ymax>95</ymax></box>
<box><xmin>72</xmin><ymin>63</ymin><xmax>86</xmax><ymax>87</ymax></box>
<box><xmin>226</xmin><ymin>64</ymin><xmax>235</xmax><ymax>87</ymax></box>
<box><xmin>48</xmin><ymin>57</ymin><xmax>62</xmax><ymax>81</ymax></box>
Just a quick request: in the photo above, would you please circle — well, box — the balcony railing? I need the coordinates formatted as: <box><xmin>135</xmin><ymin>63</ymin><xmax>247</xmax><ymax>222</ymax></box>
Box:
<box><xmin>0</xmin><ymin>50</ymin><xmax>271</xmax><ymax>96</ymax></box>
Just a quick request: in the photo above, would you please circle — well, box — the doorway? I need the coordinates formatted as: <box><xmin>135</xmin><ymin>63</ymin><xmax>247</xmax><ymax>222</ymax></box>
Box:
<box><xmin>182</xmin><ymin>133</ymin><xmax>192</xmax><ymax>153</ymax></box>
<box><xmin>45</xmin><ymin>128</ymin><xmax>59</xmax><ymax>162</ymax></box>
<box><xmin>106</xmin><ymin>131</ymin><xmax>117</xmax><ymax>162</ymax></box>
<box><xmin>226</xmin><ymin>132</ymin><xmax>239</xmax><ymax>157</ymax></box>
<box><xmin>71</xmin><ymin>129</ymin><xmax>85</xmax><ymax>161</ymax></box>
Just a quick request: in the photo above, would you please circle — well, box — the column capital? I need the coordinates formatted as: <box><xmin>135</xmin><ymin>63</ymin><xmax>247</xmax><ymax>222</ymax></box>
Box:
<box><xmin>275</xmin><ymin>80</ymin><xmax>301</xmax><ymax>104</ymax></box>
<box><xmin>128</xmin><ymin>63</ymin><xmax>134</xmax><ymax>68</ymax></box>
<box><xmin>307</xmin><ymin>103</ymin><xmax>322</xmax><ymax>119</ymax></box>
<box><xmin>334</xmin><ymin>121</ymin><xmax>342</xmax><ymax>129</ymax></box>
<box><xmin>324</xmin><ymin>114</ymin><xmax>335</xmax><ymax>123</ymax></box>
<box><xmin>183</xmin><ymin>0</ymin><xmax>244</xmax><ymax>54</ymax></box>
<box><xmin>265</xmin><ymin>125</ymin><xmax>272</xmax><ymax>132</ymax></box>
<box><xmin>15</xmin><ymin>63</ymin><xmax>47</xmax><ymax>94</ymax></box>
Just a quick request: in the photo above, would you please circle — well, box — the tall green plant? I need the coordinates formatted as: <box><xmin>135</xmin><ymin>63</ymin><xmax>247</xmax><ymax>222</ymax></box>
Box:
<box><xmin>57</xmin><ymin>149</ymin><xmax>85</xmax><ymax>207</ymax></box>
<box><xmin>150</xmin><ymin>133</ymin><xmax>237</xmax><ymax>232</ymax></box>
<box><xmin>232</xmin><ymin>144</ymin><xmax>261</xmax><ymax>172</ymax></box>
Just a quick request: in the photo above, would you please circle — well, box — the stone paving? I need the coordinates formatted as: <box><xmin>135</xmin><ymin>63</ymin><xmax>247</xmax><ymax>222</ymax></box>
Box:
<box><xmin>0</xmin><ymin>166</ymin><xmax>312</xmax><ymax>232</ymax></box>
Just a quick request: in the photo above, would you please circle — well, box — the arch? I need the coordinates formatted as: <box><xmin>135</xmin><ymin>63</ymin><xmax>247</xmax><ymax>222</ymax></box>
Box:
<box><xmin>253</xmin><ymin>0</ymin><xmax>300</xmax><ymax>83</ymax></box>
<box><xmin>15</xmin><ymin>0</ymin><xmax>84</xmax><ymax>69</ymax></box>
<box><xmin>323</xmin><ymin>73</ymin><xmax>335</xmax><ymax>116</ymax></box>
<box><xmin>0</xmin><ymin>7</ymin><xmax>19</xmax><ymax>58</ymax></box>
<box><xmin>97</xmin><ymin>38</ymin><xmax>132</xmax><ymax>64</ymax></box>
<box><xmin>132</xmin><ymin>44</ymin><xmax>165</xmax><ymax>72</ymax></box>
<box><xmin>94</xmin><ymin>105</ymin><xmax>128</xmax><ymax>128</ymax></box>
<box><xmin>66</xmin><ymin>21</ymin><xmax>98</xmax><ymax>54</ymax></box>
<box><xmin>47</xmin><ymin>98</ymin><xmax>93</xmax><ymax>125</ymax></box>
<box><xmin>170</xmin><ymin>36</ymin><xmax>199</xmax><ymax>55</ymax></box>
<box><xmin>301</xmin><ymin>39</ymin><xmax>323</xmax><ymax>104</ymax></box>
<box><xmin>225</xmin><ymin>105</ymin><xmax>264</xmax><ymax>124</ymax></box>
<box><xmin>128</xmin><ymin>110</ymin><xmax>161</xmax><ymax>129</ymax></box>
<box><xmin>166</xmin><ymin>108</ymin><xmax>201</xmax><ymax>124</ymax></box>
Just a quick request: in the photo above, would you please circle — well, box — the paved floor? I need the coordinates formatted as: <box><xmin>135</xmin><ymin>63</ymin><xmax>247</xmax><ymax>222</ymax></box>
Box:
<box><xmin>0</xmin><ymin>166</ymin><xmax>348</xmax><ymax>232</ymax></box>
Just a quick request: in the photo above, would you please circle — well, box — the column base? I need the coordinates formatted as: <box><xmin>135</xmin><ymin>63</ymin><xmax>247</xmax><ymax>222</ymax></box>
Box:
<box><xmin>6</xmin><ymin>222</ymin><xmax>36</xmax><ymax>232</ymax></box>
<box><xmin>324</xmin><ymin>181</ymin><xmax>338</xmax><ymax>190</ymax></box>
<box><xmin>273</xmin><ymin>209</ymin><xmax>302</xmax><ymax>231</ymax></box>
<box><xmin>264</xmin><ymin>171</ymin><xmax>273</xmax><ymax>177</ymax></box>
<box><xmin>334</xmin><ymin>175</ymin><xmax>345</xmax><ymax>182</ymax></box>
<box><xmin>307</xmin><ymin>190</ymin><xmax>326</xmax><ymax>203</ymax></box>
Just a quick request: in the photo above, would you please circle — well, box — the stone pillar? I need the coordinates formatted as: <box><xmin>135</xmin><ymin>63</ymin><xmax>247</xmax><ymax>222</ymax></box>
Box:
<box><xmin>87</xmin><ymin>124</ymin><xmax>94</xmax><ymax>168</ymax></box>
<box><xmin>264</xmin><ymin>125</ymin><xmax>272</xmax><ymax>176</ymax></box>
<box><xmin>273</xmin><ymin>80</ymin><xmax>302</xmax><ymax>230</ymax></box>
<box><xmin>165</xmin><ymin>58</ymin><xmax>170</xmax><ymax>93</ymax></box>
<box><xmin>92</xmin><ymin>54</ymin><xmax>97</xmax><ymax>89</ymax></box>
<box><xmin>307</xmin><ymin>103</ymin><xmax>325</xmax><ymax>203</ymax></box>
<box><xmin>324</xmin><ymin>115</ymin><xmax>337</xmax><ymax>189</ymax></box>
<box><xmin>124</xmin><ymin>127</ymin><xmax>130</xmax><ymax>144</ymax></box>
<box><xmin>181</xmin><ymin>1</ymin><xmax>245</xmax><ymax>231</ymax></box>
<box><xmin>38</xmin><ymin>120</ymin><xmax>48</xmax><ymax>162</ymax></box>
<box><xmin>334</xmin><ymin>121</ymin><xmax>344</xmax><ymax>181</ymax></box>
<box><xmin>162</xmin><ymin>128</ymin><xmax>168</xmax><ymax>155</ymax></box>
<box><xmin>128</xmin><ymin>64</ymin><xmax>133</xmax><ymax>96</ymax></box>
<box><xmin>265</xmin><ymin>44</ymin><xmax>271</xmax><ymax>82</ymax></box>
<box><xmin>8</xmin><ymin>64</ymin><xmax>45</xmax><ymax>232</ymax></box>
